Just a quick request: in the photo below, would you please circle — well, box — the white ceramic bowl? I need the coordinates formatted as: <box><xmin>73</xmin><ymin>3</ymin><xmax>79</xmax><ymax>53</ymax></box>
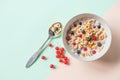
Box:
<box><xmin>62</xmin><ymin>13</ymin><xmax>112</xmax><ymax>61</ymax></box>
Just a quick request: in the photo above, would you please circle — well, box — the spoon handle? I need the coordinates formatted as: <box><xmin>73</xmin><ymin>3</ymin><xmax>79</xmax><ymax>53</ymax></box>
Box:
<box><xmin>25</xmin><ymin>35</ymin><xmax>51</xmax><ymax>68</ymax></box>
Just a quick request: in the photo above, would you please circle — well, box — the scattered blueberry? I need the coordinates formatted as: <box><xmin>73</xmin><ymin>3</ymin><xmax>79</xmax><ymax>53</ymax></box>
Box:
<box><xmin>98</xmin><ymin>42</ymin><xmax>102</xmax><ymax>47</ymax></box>
<box><xmin>81</xmin><ymin>30</ymin><xmax>86</xmax><ymax>34</ymax></box>
<box><xmin>87</xmin><ymin>37</ymin><xmax>92</xmax><ymax>41</ymax></box>
<box><xmin>70</xmin><ymin>31</ymin><xmax>74</xmax><ymax>35</ymax></box>
<box><xmin>97</xmin><ymin>24</ymin><xmax>101</xmax><ymax>29</ymax></box>
<box><xmin>79</xmin><ymin>21</ymin><xmax>82</xmax><ymax>25</ymax></box>
<box><xmin>54</xmin><ymin>27</ymin><xmax>59</xmax><ymax>31</ymax></box>
<box><xmin>77</xmin><ymin>50</ymin><xmax>81</xmax><ymax>54</ymax></box>
<box><xmin>49</xmin><ymin>30</ymin><xmax>55</xmax><ymax>36</ymax></box>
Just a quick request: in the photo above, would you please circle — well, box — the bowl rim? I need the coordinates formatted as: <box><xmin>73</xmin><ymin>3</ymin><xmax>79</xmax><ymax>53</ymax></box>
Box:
<box><xmin>62</xmin><ymin>13</ymin><xmax>112</xmax><ymax>61</ymax></box>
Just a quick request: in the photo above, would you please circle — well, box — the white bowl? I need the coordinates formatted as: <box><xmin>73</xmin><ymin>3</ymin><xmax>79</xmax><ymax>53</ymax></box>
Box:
<box><xmin>62</xmin><ymin>13</ymin><xmax>112</xmax><ymax>61</ymax></box>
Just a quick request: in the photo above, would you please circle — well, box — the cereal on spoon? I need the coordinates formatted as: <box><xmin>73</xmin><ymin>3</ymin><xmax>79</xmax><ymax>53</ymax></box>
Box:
<box><xmin>49</xmin><ymin>22</ymin><xmax>62</xmax><ymax>36</ymax></box>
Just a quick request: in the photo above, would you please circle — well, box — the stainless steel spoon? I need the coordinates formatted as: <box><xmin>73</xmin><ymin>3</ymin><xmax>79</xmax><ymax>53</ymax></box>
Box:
<box><xmin>25</xmin><ymin>22</ymin><xmax>62</xmax><ymax>68</ymax></box>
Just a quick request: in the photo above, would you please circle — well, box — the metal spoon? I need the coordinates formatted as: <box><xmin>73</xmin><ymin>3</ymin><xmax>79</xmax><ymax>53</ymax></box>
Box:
<box><xmin>25</xmin><ymin>22</ymin><xmax>62</xmax><ymax>68</ymax></box>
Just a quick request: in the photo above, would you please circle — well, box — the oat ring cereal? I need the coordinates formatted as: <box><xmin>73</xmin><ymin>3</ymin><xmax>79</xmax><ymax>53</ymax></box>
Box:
<box><xmin>63</xmin><ymin>13</ymin><xmax>112</xmax><ymax>61</ymax></box>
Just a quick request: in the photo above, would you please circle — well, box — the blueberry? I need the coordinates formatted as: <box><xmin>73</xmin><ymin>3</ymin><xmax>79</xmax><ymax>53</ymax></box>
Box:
<box><xmin>70</xmin><ymin>31</ymin><xmax>74</xmax><ymax>35</ymax></box>
<box><xmin>77</xmin><ymin>50</ymin><xmax>81</xmax><ymax>54</ymax></box>
<box><xmin>49</xmin><ymin>30</ymin><xmax>55</xmax><ymax>36</ymax></box>
<box><xmin>97</xmin><ymin>24</ymin><xmax>101</xmax><ymax>29</ymax></box>
<box><xmin>81</xmin><ymin>30</ymin><xmax>86</xmax><ymax>34</ymax></box>
<box><xmin>79</xmin><ymin>21</ymin><xmax>82</xmax><ymax>25</ymax></box>
<box><xmin>87</xmin><ymin>37</ymin><xmax>91</xmax><ymax>41</ymax></box>
<box><xmin>54</xmin><ymin>27</ymin><xmax>59</xmax><ymax>31</ymax></box>
<box><xmin>98</xmin><ymin>42</ymin><xmax>102</xmax><ymax>47</ymax></box>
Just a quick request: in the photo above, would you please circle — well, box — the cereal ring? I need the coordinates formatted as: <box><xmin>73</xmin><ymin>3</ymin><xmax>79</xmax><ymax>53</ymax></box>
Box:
<box><xmin>100</xmin><ymin>28</ymin><xmax>104</xmax><ymax>31</ymax></box>
<box><xmin>99</xmin><ymin>34</ymin><xmax>104</xmax><ymax>40</ymax></box>
<box><xmin>72</xmin><ymin>44</ymin><xmax>78</xmax><ymax>50</ymax></box>
<box><xmin>81</xmin><ymin>53</ymin><xmax>85</xmax><ymax>57</ymax></box>
<box><xmin>92</xmin><ymin>44</ymin><xmax>97</xmax><ymax>49</ymax></box>
<box><xmin>83</xmin><ymin>41</ymin><xmax>88</xmax><ymax>45</ymax></box>
<box><xmin>98</xmin><ymin>46</ymin><xmax>104</xmax><ymax>51</ymax></box>
<box><xmin>85</xmin><ymin>33</ymin><xmax>89</xmax><ymax>37</ymax></box>
<box><xmin>104</xmin><ymin>33</ymin><xmax>107</xmax><ymax>38</ymax></box>
<box><xmin>78</xmin><ymin>45</ymin><xmax>83</xmax><ymax>49</ymax></box>
<box><xmin>88</xmin><ymin>19</ymin><xmax>96</xmax><ymax>23</ymax></box>
<box><xmin>50</xmin><ymin>27</ymin><xmax>54</xmax><ymax>32</ymax></box>
<box><xmin>72</xmin><ymin>36</ymin><xmax>77</xmax><ymax>41</ymax></box>
<box><xmin>75</xmin><ymin>38</ymin><xmax>81</xmax><ymax>43</ymax></box>
<box><xmin>97</xmin><ymin>31</ymin><xmax>103</xmax><ymax>35</ymax></box>
<box><xmin>85</xmin><ymin>23</ymin><xmax>91</xmax><ymax>29</ymax></box>
<box><xmin>88</xmin><ymin>52</ymin><xmax>92</xmax><ymax>56</ymax></box>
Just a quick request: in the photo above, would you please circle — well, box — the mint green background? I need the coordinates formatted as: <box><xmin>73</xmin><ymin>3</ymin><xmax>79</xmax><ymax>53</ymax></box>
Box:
<box><xmin>0</xmin><ymin>0</ymin><xmax>116</xmax><ymax>80</ymax></box>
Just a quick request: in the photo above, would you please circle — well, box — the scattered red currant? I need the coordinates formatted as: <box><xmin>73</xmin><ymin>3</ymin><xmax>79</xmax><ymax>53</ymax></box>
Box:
<box><xmin>55</xmin><ymin>46</ymin><xmax>59</xmax><ymax>50</ymax></box>
<box><xmin>41</xmin><ymin>56</ymin><xmax>46</xmax><ymax>60</ymax></box>
<box><xmin>59</xmin><ymin>59</ymin><xmax>63</xmax><ymax>63</ymax></box>
<box><xmin>48</xmin><ymin>43</ymin><xmax>53</xmax><ymax>47</ymax></box>
<box><xmin>49</xmin><ymin>64</ymin><xmax>55</xmax><ymax>68</ymax></box>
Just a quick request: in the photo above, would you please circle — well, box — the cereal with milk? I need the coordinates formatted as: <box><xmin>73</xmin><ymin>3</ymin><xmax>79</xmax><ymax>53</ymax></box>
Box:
<box><xmin>66</xmin><ymin>18</ymin><xmax>107</xmax><ymax>57</ymax></box>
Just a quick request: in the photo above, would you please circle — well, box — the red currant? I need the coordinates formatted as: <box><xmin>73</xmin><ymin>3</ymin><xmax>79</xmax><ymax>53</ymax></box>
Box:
<box><xmin>48</xmin><ymin>43</ymin><xmax>53</xmax><ymax>47</ymax></box>
<box><xmin>64</xmin><ymin>60</ymin><xmax>69</xmax><ymax>65</ymax></box>
<box><xmin>83</xmin><ymin>47</ymin><xmax>87</xmax><ymax>51</ymax></box>
<box><xmin>72</xmin><ymin>42</ymin><xmax>76</xmax><ymax>45</ymax></box>
<box><xmin>55</xmin><ymin>46</ymin><xmax>59</xmax><ymax>50</ymax></box>
<box><xmin>59</xmin><ymin>59</ymin><xmax>63</xmax><ymax>63</ymax></box>
<box><xmin>60</xmin><ymin>47</ymin><xmax>64</xmax><ymax>52</ymax></box>
<box><xmin>92</xmin><ymin>36</ymin><xmax>97</xmax><ymax>41</ymax></box>
<box><xmin>73</xmin><ymin>23</ymin><xmax>77</xmax><ymax>27</ymax></box>
<box><xmin>61</xmin><ymin>55</ymin><xmax>65</xmax><ymax>58</ymax></box>
<box><xmin>93</xmin><ymin>26</ymin><xmax>96</xmax><ymax>28</ymax></box>
<box><xmin>41</xmin><ymin>56</ymin><xmax>46</xmax><ymax>60</ymax></box>
<box><xmin>56</xmin><ymin>54</ymin><xmax>60</xmax><ymax>58</ymax></box>
<box><xmin>92</xmin><ymin>50</ymin><xmax>96</xmax><ymax>54</ymax></box>
<box><xmin>64</xmin><ymin>56</ymin><xmax>68</xmax><ymax>60</ymax></box>
<box><xmin>66</xmin><ymin>36</ymin><xmax>71</xmax><ymax>41</ymax></box>
<box><xmin>78</xmin><ymin>34</ymin><xmax>82</xmax><ymax>38</ymax></box>
<box><xmin>50</xmin><ymin>64</ymin><xmax>55</xmax><ymax>68</ymax></box>
<box><xmin>56</xmin><ymin>50</ymin><xmax>60</xmax><ymax>55</ymax></box>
